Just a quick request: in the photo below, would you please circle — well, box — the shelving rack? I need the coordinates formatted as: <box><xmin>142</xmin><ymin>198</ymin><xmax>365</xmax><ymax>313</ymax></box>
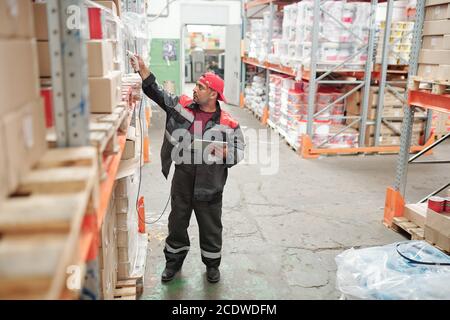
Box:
<box><xmin>374</xmin><ymin>0</ymin><xmax>432</xmax><ymax>146</ymax></box>
<box><xmin>383</xmin><ymin>0</ymin><xmax>450</xmax><ymax>227</ymax></box>
<box><xmin>384</xmin><ymin>90</ymin><xmax>450</xmax><ymax>226</ymax></box>
<box><xmin>5</xmin><ymin>0</ymin><xmax>148</xmax><ymax>300</ymax></box>
<box><xmin>241</xmin><ymin>0</ymin><xmax>434</xmax><ymax>158</ymax></box>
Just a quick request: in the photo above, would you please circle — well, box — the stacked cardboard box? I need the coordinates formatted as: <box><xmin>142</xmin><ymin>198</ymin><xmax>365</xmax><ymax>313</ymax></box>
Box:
<box><xmin>375</xmin><ymin>21</ymin><xmax>414</xmax><ymax>65</ymax></box>
<box><xmin>33</xmin><ymin>1</ymin><xmax>122</xmax><ymax>114</ymax></box>
<box><xmin>431</xmin><ymin>111</ymin><xmax>450</xmax><ymax>136</ymax></box>
<box><xmin>345</xmin><ymin>86</ymin><xmax>426</xmax><ymax>146</ymax></box>
<box><xmin>99</xmin><ymin>196</ymin><xmax>118</xmax><ymax>300</ymax></box>
<box><xmin>417</xmin><ymin>0</ymin><xmax>450</xmax><ymax>81</ymax></box>
<box><xmin>404</xmin><ymin>203</ymin><xmax>428</xmax><ymax>229</ymax></box>
<box><xmin>88</xmin><ymin>1</ymin><xmax>122</xmax><ymax>113</ymax></box>
<box><xmin>0</xmin><ymin>0</ymin><xmax>47</xmax><ymax>201</ymax></box>
<box><xmin>425</xmin><ymin>207</ymin><xmax>450</xmax><ymax>252</ymax></box>
<box><xmin>94</xmin><ymin>0</ymin><xmax>122</xmax><ymax>17</ymax></box>
<box><xmin>114</xmin><ymin>168</ymin><xmax>140</xmax><ymax>280</ymax></box>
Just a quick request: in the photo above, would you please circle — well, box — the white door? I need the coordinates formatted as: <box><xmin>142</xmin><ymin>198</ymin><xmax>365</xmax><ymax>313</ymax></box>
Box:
<box><xmin>224</xmin><ymin>24</ymin><xmax>242</xmax><ymax>106</ymax></box>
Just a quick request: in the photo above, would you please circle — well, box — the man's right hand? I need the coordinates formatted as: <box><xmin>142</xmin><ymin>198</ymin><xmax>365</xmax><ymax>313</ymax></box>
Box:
<box><xmin>130</xmin><ymin>54</ymin><xmax>151</xmax><ymax>80</ymax></box>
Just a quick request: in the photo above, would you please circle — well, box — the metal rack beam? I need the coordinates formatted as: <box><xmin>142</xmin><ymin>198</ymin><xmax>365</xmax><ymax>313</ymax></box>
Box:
<box><xmin>47</xmin><ymin>0</ymin><xmax>91</xmax><ymax>147</ymax></box>
<box><xmin>306</xmin><ymin>0</ymin><xmax>321</xmax><ymax>136</ymax></box>
<box><xmin>264</xmin><ymin>2</ymin><xmax>275</xmax><ymax>122</ymax></box>
<box><xmin>393</xmin><ymin>0</ymin><xmax>426</xmax><ymax>196</ymax></box>
<box><xmin>358</xmin><ymin>0</ymin><xmax>378</xmax><ymax>147</ymax></box>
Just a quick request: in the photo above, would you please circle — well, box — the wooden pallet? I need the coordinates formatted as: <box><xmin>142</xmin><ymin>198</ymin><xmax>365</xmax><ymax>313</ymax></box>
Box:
<box><xmin>390</xmin><ymin>217</ymin><xmax>425</xmax><ymax>240</ymax></box>
<box><xmin>374</xmin><ymin>64</ymin><xmax>409</xmax><ymax>73</ymax></box>
<box><xmin>113</xmin><ymin>277</ymin><xmax>143</xmax><ymax>300</ymax></box>
<box><xmin>409</xmin><ymin>76</ymin><xmax>450</xmax><ymax>95</ymax></box>
<box><xmin>0</xmin><ymin>147</ymin><xmax>99</xmax><ymax>300</ymax></box>
<box><xmin>47</xmin><ymin>105</ymin><xmax>128</xmax><ymax>180</ymax></box>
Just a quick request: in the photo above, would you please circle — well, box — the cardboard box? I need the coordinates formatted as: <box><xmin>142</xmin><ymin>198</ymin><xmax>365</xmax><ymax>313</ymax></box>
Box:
<box><xmin>88</xmin><ymin>71</ymin><xmax>122</xmax><ymax>113</ymax></box>
<box><xmin>419</xmin><ymin>49</ymin><xmax>450</xmax><ymax>64</ymax></box>
<box><xmin>117</xmin><ymin>228</ymin><xmax>130</xmax><ymax>248</ymax></box>
<box><xmin>33</xmin><ymin>3</ymin><xmax>49</xmax><ymax>41</ymax></box>
<box><xmin>1</xmin><ymin>98</ymin><xmax>47</xmax><ymax>194</ymax></box>
<box><xmin>0</xmin><ymin>39</ymin><xmax>40</xmax><ymax>115</ymax></box>
<box><xmin>118</xmin><ymin>247</ymin><xmax>130</xmax><ymax>263</ymax></box>
<box><xmin>95</xmin><ymin>0</ymin><xmax>122</xmax><ymax>17</ymax></box>
<box><xmin>366</xmin><ymin>133</ymin><xmax>421</xmax><ymax>146</ymax></box>
<box><xmin>99</xmin><ymin>198</ymin><xmax>118</xmax><ymax>300</ymax></box>
<box><xmin>404</xmin><ymin>203</ymin><xmax>428</xmax><ymax>229</ymax></box>
<box><xmin>116</xmin><ymin>212</ymin><xmax>127</xmax><ymax>229</ymax></box>
<box><xmin>122</xmin><ymin>140</ymin><xmax>136</xmax><ymax>160</ymax></box>
<box><xmin>0</xmin><ymin>122</ymin><xmax>7</xmax><ymax>201</ymax></box>
<box><xmin>99</xmin><ymin>245</ymin><xmax>118</xmax><ymax>300</ymax></box>
<box><xmin>418</xmin><ymin>63</ymin><xmax>450</xmax><ymax>80</ymax></box>
<box><xmin>421</xmin><ymin>35</ymin><xmax>450</xmax><ymax>50</ymax></box>
<box><xmin>115</xmin><ymin>198</ymin><xmax>129</xmax><ymax>214</ymax></box>
<box><xmin>425</xmin><ymin>209</ymin><xmax>450</xmax><ymax>252</ymax></box>
<box><xmin>117</xmin><ymin>261</ymin><xmax>132</xmax><ymax>280</ymax></box>
<box><xmin>37</xmin><ymin>41</ymin><xmax>51</xmax><ymax>78</ymax></box>
<box><xmin>425</xmin><ymin>2</ymin><xmax>450</xmax><ymax>20</ymax></box>
<box><xmin>423</xmin><ymin>20</ymin><xmax>450</xmax><ymax>36</ymax></box>
<box><xmin>0</xmin><ymin>0</ymin><xmax>34</xmax><ymax>39</ymax></box>
<box><xmin>95</xmin><ymin>1</ymin><xmax>118</xmax><ymax>16</ymax></box>
<box><xmin>426</xmin><ymin>0</ymin><xmax>450</xmax><ymax>6</ymax></box>
<box><xmin>445</xmin><ymin>35</ymin><xmax>450</xmax><ymax>49</ymax></box>
<box><xmin>114</xmin><ymin>172</ymin><xmax>139</xmax><ymax>198</ymax></box>
<box><xmin>114</xmin><ymin>178</ymin><xmax>129</xmax><ymax>199</ymax></box>
<box><xmin>87</xmin><ymin>40</ymin><xmax>114</xmax><ymax>77</ymax></box>
<box><xmin>365</xmin><ymin>121</ymin><xmax>424</xmax><ymax>137</ymax></box>
<box><xmin>100</xmin><ymin>202</ymin><xmax>116</xmax><ymax>248</ymax></box>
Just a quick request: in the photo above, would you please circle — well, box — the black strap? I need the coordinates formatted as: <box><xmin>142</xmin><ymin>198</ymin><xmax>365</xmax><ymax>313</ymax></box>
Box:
<box><xmin>396</xmin><ymin>242</ymin><xmax>450</xmax><ymax>266</ymax></box>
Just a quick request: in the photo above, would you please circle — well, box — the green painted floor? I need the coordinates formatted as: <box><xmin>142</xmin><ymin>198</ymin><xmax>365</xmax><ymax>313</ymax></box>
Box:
<box><xmin>138</xmin><ymin>87</ymin><xmax>450</xmax><ymax>300</ymax></box>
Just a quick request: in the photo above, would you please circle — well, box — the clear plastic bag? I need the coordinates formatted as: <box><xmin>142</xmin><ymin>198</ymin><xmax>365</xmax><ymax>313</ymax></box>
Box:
<box><xmin>335</xmin><ymin>241</ymin><xmax>450</xmax><ymax>300</ymax></box>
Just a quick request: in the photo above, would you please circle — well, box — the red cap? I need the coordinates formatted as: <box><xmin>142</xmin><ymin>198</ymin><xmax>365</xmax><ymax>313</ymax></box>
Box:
<box><xmin>198</xmin><ymin>72</ymin><xmax>227</xmax><ymax>104</ymax></box>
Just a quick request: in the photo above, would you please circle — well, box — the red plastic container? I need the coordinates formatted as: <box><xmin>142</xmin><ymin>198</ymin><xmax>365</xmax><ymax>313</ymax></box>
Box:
<box><xmin>445</xmin><ymin>198</ymin><xmax>450</xmax><ymax>213</ymax></box>
<box><xmin>40</xmin><ymin>87</ymin><xmax>54</xmax><ymax>128</ymax></box>
<box><xmin>428</xmin><ymin>196</ymin><xmax>445</xmax><ymax>213</ymax></box>
<box><xmin>88</xmin><ymin>8</ymin><xmax>103</xmax><ymax>39</ymax></box>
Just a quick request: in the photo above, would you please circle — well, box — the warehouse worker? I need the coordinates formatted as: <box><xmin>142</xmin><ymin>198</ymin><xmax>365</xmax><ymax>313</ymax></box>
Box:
<box><xmin>130</xmin><ymin>55</ymin><xmax>245</xmax><ymax>283</ymax></box>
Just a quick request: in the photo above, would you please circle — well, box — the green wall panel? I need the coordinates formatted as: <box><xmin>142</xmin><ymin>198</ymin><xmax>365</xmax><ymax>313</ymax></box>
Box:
<box><xmin>149</xmin><ymin>39</ymin><xmax>181</xmax><ymax>95</ymax></box>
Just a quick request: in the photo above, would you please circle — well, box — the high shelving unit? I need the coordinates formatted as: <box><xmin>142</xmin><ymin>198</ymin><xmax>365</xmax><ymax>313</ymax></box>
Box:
<box><xmin>241</xmin><ymin>0</ymin><xmax>434</xmax><ymax>158</ymax></box>
<box><xmin>0</xmin><ymin>0</ymin><xmax>150</xmax><ymax>300</ymax></box>
<box><xmin>383</xmin><ymin>0</ymin><xmax>449</xmax><ymax>245</ymax></box>
<box><xmin>374</xmin><ymin>0</ymin><xmax>432</xmax><ymax>146</ymax></box>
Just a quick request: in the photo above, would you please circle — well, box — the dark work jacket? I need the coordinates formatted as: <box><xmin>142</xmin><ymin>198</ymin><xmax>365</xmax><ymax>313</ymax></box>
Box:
<box><xmin>142</xmin><ymin>73</ymin><xmax>245</xmax><ymax>201</ymax></box>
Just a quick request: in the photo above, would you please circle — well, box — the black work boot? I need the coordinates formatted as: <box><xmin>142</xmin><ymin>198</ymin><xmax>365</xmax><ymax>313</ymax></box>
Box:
<box><xmin>206</xmin><ymin>267</ymin><xmax>220</xmax><ymax>283</ymax></box>
<box><xmin>161</xmin><ymin>267</ymin><xmax>180</xmax><ymax>282</ymax></box>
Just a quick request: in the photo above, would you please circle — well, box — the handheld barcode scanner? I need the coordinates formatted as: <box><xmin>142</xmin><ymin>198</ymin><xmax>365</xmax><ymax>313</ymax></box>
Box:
<box><xmin>127</xmin><ymin>50</ymin><xmax>140</xmax><ymax>72</ymax></box>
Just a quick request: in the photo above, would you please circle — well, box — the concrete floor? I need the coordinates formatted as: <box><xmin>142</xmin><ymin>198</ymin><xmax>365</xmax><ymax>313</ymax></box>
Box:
<box><xmin>140</xmin><ymin>85</ymin><xmax>450</xmax><ymax>300</ymax></box>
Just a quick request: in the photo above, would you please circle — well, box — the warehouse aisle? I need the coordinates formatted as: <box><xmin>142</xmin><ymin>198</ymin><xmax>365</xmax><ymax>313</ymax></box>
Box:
<box><xmin>139</xmin><ymin>91</ymin><xmax>450</xmax><ymax>299</ymax></box>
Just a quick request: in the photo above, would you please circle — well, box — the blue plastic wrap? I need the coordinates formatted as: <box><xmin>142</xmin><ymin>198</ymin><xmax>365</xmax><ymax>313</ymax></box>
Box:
<box><xmin>335</xmin><ymin>241</ymin><xmax>450</xmax><ymax>300</ymax></box>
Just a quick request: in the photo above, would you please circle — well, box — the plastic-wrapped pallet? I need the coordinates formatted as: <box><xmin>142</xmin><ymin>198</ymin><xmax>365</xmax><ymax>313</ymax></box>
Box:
<box><xmin>375</xmin><ymin>21</ymin><xmax>414</xmax><ymax>64</ymax></box>
<box><xmin>282</xmin><ymin>0</ymin><xmax>371</xmax><ymax>69</ymax></box>
<box><xmin>245</xmin><ymin>75</ymin><xmax>266</xmax><ymax>116</ymax></box>
<box><xmin>247</xmin><ymin>20</ymin><xmax>263</xmax><ymax>59</ymax></box>
<box><xmin>99</xmin><ymin>195</ymin><xmax>118</xmax><ymax>300</ymax></box>
<box><xmin>336</xmin><ymin>241</ymin><xmax>450</xmax><ymax>300</ymax></box>
<box><xmin>278</xmin><ymin>78</ymin><xmax>296</xmax><ymax>135</ymax></box>
<box><xmin>114</xmin><ymin>168</ymin><xmax>146</xmax><ymax>280</ymax></box>
<box><xmin>268</xmin><ymin>74</ymin><xmax>284</xmax><ymax>125</ymax></box>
